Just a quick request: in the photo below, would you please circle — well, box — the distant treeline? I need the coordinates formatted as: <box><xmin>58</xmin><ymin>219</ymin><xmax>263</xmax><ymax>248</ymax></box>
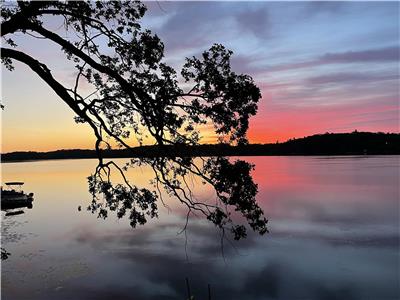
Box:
<box><xmin>2</xmin><ymin>132</ymin><xmax>399</xmax><ymax>162</ymax></box>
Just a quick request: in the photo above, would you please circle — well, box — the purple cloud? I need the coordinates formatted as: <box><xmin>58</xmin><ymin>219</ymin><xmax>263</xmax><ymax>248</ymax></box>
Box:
<box><xmin>307</xmin><ymin>72</ymin><xmax>399</xmax><ymax>85</ymax></box>
<box><xmin>235</xmin><ymin>7</ymin><xmax>270</xmax><ymax>39</ymax></box>
<box><xmin>321</xmin><ymin>46</ymin><xmax>399</xmax><ymax>63</ymax></box>
<box><xmin>270</xmin><ymin>46</ymin><xmax>400</xmax><ymax>72</ymax></box>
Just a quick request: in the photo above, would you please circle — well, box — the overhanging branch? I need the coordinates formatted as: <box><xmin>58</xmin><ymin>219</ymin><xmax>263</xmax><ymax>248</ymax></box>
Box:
<box><xmin>1</xmin><ymin>47</ymin><xmax>105</xmax><ymax>156</ymax></box>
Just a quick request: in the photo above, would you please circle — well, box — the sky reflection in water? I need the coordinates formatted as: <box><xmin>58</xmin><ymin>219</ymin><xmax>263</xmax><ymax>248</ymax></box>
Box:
<box><xmin>2</xmin><ymin>156</ymin><xmax>399</xmax><ymax>300</ymax></box>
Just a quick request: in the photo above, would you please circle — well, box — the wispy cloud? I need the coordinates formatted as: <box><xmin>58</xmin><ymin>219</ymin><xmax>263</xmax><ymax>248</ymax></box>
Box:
<box><xmin>307</xmin><ymin>72</ymin><xmax>399</xmax><ymax>85</ymax></box>
<box><xmin>321</xmin><ymin>46</ymin><xmax>399</xmax><ymax>63</ymax></box>
<box><xmin>269</xmin><ymin>46</ymin><xmax>400</xmax><ymax>72</ymax></box>
<box><xmin>234</xmin><ymin>7</ymin><xmax>270</xmax><ymax>39</ymax></box>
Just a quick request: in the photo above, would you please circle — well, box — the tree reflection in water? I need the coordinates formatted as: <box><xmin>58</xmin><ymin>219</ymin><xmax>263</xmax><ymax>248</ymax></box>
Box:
<box><xmin>87</xmin><ymin>155</ymin><xmax>268</xmax><ymax>242</ymax></box>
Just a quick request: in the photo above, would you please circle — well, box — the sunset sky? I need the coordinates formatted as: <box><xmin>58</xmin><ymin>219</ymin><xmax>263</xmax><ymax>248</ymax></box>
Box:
<box><xmin>1</xmin><ymin>1</ymin><xmax>399</xmax><ymax>152</ymax></box>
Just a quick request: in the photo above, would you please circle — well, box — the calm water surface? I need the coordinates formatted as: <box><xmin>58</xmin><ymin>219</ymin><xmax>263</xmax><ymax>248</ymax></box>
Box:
<box><xmin>1</xmin><ymin>156</ymin><xmax>399</xmax><ymax>300</ymax></box>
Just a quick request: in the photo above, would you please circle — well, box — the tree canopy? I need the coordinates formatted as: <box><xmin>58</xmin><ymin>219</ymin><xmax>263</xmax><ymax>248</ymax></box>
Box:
<box><xmin>1</xmin><ymin>1</ymin><xmax>268</xmax><ymax>240</ymax></box>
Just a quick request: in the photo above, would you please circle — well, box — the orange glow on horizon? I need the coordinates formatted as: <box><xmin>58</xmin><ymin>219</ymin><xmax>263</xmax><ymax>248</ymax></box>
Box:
<box><xmin>2</xmin><ymin>96</ymin><xmax>398</xmax><ymax>153</ymax></box>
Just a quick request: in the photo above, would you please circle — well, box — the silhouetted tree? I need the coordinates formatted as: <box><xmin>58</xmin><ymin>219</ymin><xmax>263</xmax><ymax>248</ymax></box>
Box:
<box><xmin>1</xmin><ymin>1</ymin><xmax>268</xmax><ymax>239</ymax></box>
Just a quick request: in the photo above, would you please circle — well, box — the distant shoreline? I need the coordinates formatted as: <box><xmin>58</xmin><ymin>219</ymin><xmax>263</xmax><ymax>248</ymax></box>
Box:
<box><xmin>2</xmin><ymin>155</ymin><xmax>399</xmax><ymax>165</ymax></box>
<box><xmin>2</xmin><ymin>132</ymin><xmax>399</xmax><ymax>163</ymax></box>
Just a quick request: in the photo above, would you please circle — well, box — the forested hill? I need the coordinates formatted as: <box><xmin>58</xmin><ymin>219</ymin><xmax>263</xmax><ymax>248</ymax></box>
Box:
<box><xmin>2</xmin><ymin>132</ymin><xmax>399</xmax><ymax>162</ymax></box>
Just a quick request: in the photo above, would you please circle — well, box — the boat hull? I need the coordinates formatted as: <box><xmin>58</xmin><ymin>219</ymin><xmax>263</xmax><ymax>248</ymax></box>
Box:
<box><xmin>1</xmin><ymin>193</ymin><xmax>34</xmax><ymax>210</ymax></box>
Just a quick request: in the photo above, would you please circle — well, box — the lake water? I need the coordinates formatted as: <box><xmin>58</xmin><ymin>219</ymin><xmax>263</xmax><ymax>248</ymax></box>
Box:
<box><xmin>1</xmin><ymin>156</ymin><xmax>399</xmax><ymax>300</ymax></box>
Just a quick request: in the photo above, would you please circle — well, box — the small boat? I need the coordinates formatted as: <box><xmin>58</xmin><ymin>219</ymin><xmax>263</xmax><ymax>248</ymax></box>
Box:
<box><xmin>1</xmin><ymin>182</ymin><xmax>34</xmax><ymax>210</ymax></box>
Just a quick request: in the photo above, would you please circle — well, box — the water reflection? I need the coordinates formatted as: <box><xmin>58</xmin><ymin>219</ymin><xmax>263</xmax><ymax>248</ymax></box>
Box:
<box><xmin>1</xmin><ymin>156</ymin><xmax>399</xmax><ymax>300</ymax></box>
<box><xmin>1</xmin><ymin>190</ymin><xmax>35</xmax><ymax>260</ymax></box>
<box><xmin>88</xmin><ymin>156</ymin><xmax>268</xmax><ymax>240</ymax></box>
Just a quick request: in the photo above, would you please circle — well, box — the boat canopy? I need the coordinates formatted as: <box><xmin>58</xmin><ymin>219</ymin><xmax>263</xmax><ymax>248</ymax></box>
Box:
<box><xmin>5</xmin><ymin>182</ymin><xmax>24</xmax><ymax>186</ymax></box>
